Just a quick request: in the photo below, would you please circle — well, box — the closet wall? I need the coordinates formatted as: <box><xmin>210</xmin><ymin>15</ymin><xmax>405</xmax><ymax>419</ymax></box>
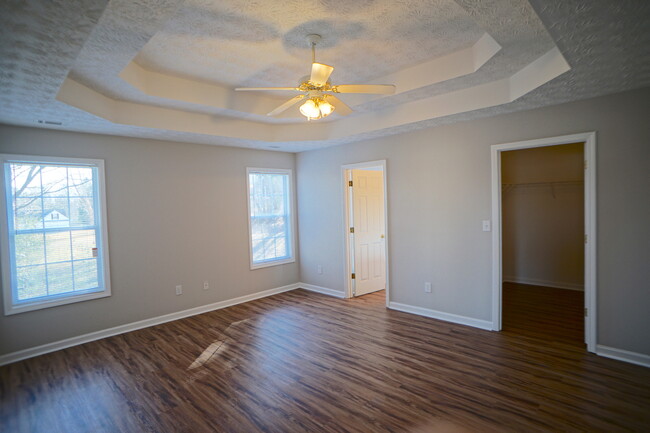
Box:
<box><xmin>502</xmin><ymin>142</ymin><xmax>585</xmax><ymax>290</ymax></box>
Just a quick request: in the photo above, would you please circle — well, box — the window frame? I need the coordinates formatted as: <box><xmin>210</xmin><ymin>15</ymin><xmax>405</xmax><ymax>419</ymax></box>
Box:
<box><xmin>246</xmin><ymin>167</ymin><xmax>296</xmax><ymax>270</ymax></box>
<box><xmin>0</xmin><ymin>154</ymin><xmax>111</xmax><ymax>315</ymax></box>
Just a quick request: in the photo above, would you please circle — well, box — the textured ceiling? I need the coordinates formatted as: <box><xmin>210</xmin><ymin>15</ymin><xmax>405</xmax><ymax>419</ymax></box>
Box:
<box><xmin>0</xmin><ymin>0</ymin><xmax>649</xmax><ymax>152</ymax></box>
<box><xmin>69</xmin><ymin>0</ymin><xmax>556</xmax><ymax>122</ymax></box>
<box><xmin>136</xmin><ymin>0</ymin><xmax>485</xmax><ymax>87</ymax></box>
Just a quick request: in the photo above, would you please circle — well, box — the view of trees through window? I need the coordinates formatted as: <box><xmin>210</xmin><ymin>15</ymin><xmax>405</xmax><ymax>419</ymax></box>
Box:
<box><xmin>8</xmin><ymin>162</ymin><xmax>101</xmax><ymax>302</ymax></box>
<box><xmin>248</xmin><ymin>171</ymin><xmax>291</xmax><ymax>265</ymax></box>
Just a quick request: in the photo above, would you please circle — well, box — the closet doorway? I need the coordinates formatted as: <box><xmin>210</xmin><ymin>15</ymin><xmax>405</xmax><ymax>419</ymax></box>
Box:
<box><xmin>342</xmin><ymin>160</ymin><xmax>389</xmax><ymax>305</ymax></box>
<box><xmin>491</xmin><ymin>133</ymin><xmax>597</xmax><ymax>352</ymax></box>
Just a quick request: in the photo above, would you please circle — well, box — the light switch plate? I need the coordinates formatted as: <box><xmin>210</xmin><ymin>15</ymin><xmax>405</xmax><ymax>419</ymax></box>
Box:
<box><xmin>482</xmin><ymin>220</ymin><xmax>491</xmax><ymax>232</ymax></box>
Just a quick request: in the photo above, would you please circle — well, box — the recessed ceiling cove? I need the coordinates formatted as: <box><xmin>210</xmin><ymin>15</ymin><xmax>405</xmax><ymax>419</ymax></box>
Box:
<box><xmin>2</xmin><ymin>1</ymin><xmax>649</xmax><ymax>151</ymax></box>
<box><xmin>135</xmin><ymin>0</ymin><xmax>485</xmax><ymax>87</ymax></box>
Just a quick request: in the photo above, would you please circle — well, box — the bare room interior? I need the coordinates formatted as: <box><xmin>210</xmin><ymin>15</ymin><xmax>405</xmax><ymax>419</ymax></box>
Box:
<box><xmin>1</xmin><ymin>1</ymin><xmax>649</xmax><ymax>432</ymax></box>
<box><xmin>500</xmin><ymin>143</ymin><xmax>585</xmax><ymax>345</ymax></box>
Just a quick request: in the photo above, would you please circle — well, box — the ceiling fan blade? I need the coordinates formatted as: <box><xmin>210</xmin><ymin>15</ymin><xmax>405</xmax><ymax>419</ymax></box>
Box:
<box><xmin>267</xmin><ymin>95</ymin><xmax>306</xmax><ymax>116</ymax></box>
<box><xmin>235</xmin><ymin>87</ymin><xmax>300</xmax><ymax>91</ymax></box>
<box><xmin>326</xmin><ymin>95</ymin><xmax>353</xmax><ymax>116</ymax></box>
<box><xmin>310</xmin><ymin>63</ymin><xmax>334</xmax><ymax>86</ymax></box>
<box><xmin>331</xmin><ymin>84</ymin><xmax>396</xmax><ymax>95</ymax></box>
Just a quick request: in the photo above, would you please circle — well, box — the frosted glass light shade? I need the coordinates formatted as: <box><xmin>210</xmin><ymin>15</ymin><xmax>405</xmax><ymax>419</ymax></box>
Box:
<box><xmin>300</xmin><ymin>99</ymin><xmax>320</xmax><ymax>118</ymax></box>
<box><xmin>319</xmin><ymin>100</ymin><xmax>335</xmax><ymax>117</ymax></box>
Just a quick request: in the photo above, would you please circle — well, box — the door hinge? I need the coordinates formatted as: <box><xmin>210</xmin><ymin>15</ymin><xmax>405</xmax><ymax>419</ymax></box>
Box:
<box><xmin>351</xmin><ymin>273</ymin><xmax>356</xmax><ymax>279</ymax></box>
<box><xmin>348</xmin><ymin>180</ymin><xmax>353</xmax><ymax>187</ymax></box>
<box><xmin>584</xmin><ymin>234</ymin><xmax>588</xmax><ymax>244</ymax></box>
<box><xmin>584</xmin><ymin>308</ymin><xmax>588</xmax><ymax>317</ymax></box>
<box><xmin>584</xmin><ymin>160</ymin><xmax>588</xmax><ymax>170</ymax></box>
<box><xmin>349</xmin><ymin>227</ymin><xmax>354</xmax><ymax>233</ymax></box>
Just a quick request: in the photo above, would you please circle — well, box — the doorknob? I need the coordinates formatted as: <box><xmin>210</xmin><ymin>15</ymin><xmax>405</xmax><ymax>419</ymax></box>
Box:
<box><xmin>380</xmin><ymin>234</ymin><xmax>385</xmax><ymax>239</ymax></box>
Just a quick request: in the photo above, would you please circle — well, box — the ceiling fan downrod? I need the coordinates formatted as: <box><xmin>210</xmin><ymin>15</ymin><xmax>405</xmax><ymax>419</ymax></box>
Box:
<box><xmin>307</xmin><ymin>34</ymin><xmax>322</xmax><ymax>64</ymax></box>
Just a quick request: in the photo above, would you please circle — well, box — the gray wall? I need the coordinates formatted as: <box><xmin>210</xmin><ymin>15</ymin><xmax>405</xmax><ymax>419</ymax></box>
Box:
<box><xmin>1</xmin><ymin>87</ymin><xmax>648</xmax><ymax>359</ymax></box>
<box><xmin>0</xmin><ymin>127</ymin><xmax>298</xmax><ymax>355</ymax></box>
<box><xmin>297</xmin><ymin>87</ymin><xmax>650</xmax><ymax>356</ymax></box>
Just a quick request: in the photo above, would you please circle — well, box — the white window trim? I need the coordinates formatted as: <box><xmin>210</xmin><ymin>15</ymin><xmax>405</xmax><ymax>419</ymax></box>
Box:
<box><xmin>246</xmin><ymin>167</ymin><xmax>296</xmax><ymax>270</ymax></box>
<box><xmin>0</xmin><ymin>154</ymin><xmax>112</xmax><ymax>315</ymax></box>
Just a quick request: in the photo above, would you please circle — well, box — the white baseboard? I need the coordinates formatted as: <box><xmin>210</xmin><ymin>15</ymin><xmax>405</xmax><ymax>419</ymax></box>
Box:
<box><xmin>0</xmin><ymin>283</ymin><xmax>301</xmax><ymax>367</ymax></box>
<box><xmin>388</xmin><ymin>302</ymin><xmax>493</xmax><ymax>331</ymax></box>
<box><xmin>596</xmin><ymin>345</ymin><xmax>650</xmax><ymax>368</ymax></box>
<box><xmin>503</xmin><ymin>276</ymin><xmax>584</xmax><ymax>291</ymax></box>
<box><xmin>7</xmin><ymin>283</ymin><xmax>646</xmax><ymax>371</ymax></box>
<box><xmin>299</xmin><ymin>283</ymin><xmax>346</xmax><ymax>298</ymax></box>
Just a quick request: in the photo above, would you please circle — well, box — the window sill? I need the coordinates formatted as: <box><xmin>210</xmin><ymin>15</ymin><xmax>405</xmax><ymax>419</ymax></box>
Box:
<box><xmin>250</xmin><ymin>257</ymin><xmax>295</xmax><ymax>270</ymax></box>
<box><xmin>4</xmin><ymin>290</ymin><xmax>111</xmax><ymax>316</ymax></box>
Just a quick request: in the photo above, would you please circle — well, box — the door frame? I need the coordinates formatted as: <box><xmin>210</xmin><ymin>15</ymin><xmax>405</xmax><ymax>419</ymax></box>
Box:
<box><xmin>342</xmin><ymin>160</ymin><xmax>389</xmax><ymax>306</ymax></box>
<box><xmin>490</xmin><ymin>132</ymin><xmax>597</xmax><ymax>352</ymax></box>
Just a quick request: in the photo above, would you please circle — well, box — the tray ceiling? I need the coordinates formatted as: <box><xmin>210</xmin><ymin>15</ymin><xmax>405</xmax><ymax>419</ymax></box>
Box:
<box><xmin>0</xmin><ymin>0</ymin><xmax>649</xmax><ymax>152</ymax></box>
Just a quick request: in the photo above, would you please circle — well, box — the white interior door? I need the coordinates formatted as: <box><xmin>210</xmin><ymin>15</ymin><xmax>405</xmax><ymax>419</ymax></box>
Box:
<box><xmin>351</xmin><ymin>169</ymin><xmax>386</xmax><ymax>296</ymax></box>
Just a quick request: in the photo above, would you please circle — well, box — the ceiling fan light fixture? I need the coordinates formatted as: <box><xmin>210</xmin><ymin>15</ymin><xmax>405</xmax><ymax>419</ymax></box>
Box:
<box><xmin>239</xmin><ymin>33</ymin><xmax>395</xmax><ymax>119</ymax></box>
<box><xmin>319</xmin><ymin>99</ymin><xmax>335</xmax><ymax>117</ymax></box>
<box><xmin>300</xmin><ymin>98</ymin><xmax>320</xmax><ymax>119</ymax></box>
<box><xmin>299</xmin><ymin>97</ymin><xmax>335</xmax><ymax>121</ymax></box>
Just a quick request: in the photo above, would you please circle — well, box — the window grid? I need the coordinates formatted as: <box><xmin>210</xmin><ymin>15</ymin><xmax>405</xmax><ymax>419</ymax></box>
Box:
<box><xmin>247</xmin><ymin>169</ymin><xmax>293</xmax><ymax>268</ymax></box>
<box><xmin>5</xmin><ymin>161</ymin><xmax>103</xmax><ymax>304</ymax></box>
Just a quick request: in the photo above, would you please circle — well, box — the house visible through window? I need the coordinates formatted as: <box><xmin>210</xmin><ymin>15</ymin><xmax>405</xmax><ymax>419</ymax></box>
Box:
<box><xmin>0</xmin><ymin>155</ymin><xmax>111</xmax><ymax>315</ymax></box>
<box><xmin>246</xmin><ymin>168</ymin><xmax>294</xmax><ymax>269</ymax></box>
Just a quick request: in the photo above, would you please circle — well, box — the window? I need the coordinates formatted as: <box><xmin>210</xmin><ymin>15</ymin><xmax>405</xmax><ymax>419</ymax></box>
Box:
<box><xmin>0</xmin><ymin>155</ymin><xmax>111</xmax><ymax>315</ymax></box>
<box><xmin>246</xmin><ymin>168</ymin><xmax>295</xmax><ymax>269</ymax></box>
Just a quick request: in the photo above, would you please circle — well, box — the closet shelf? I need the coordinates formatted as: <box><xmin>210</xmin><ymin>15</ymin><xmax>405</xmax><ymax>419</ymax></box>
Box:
<box><xmin>502</xmin><ymin>180</ymin><xmax>584</xmax><ymax>188</ymax></box>
<box><xmin>502</xmin><ymin>180</ymin><xmax>584</xmax><ymax>198</ymax></box>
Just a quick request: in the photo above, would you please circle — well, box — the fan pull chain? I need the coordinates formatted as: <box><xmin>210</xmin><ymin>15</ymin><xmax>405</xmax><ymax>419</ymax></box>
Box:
<box><xmin>311</xmin><ymin>42</ymin><xmax>316</xmax><ymax>64</ymax></box>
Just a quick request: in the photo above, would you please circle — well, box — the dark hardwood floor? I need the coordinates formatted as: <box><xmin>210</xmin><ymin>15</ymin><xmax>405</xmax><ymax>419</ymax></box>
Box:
<box><xmin>2</xmin><ymin>289</ymin><xmax>649</xmax><ymax>432</ymax></box>
<box><xmin>502</xmin><ymin>282</ymin><xmax>585</xmax><ymax>345</ymax></box>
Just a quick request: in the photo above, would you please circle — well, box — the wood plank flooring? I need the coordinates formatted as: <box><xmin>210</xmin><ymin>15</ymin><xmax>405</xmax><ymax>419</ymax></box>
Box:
<box><xmin>2</xmin><ymin>289</ymin><xmax>649</xmax><ymax>432</ymax></box>
<box><xmin>502</xmin><ymin>282</ymin><xmax>585</xmax><ymax>345</ymax></box>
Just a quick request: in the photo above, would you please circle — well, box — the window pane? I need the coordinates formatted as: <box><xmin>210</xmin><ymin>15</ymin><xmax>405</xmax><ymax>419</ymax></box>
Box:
<box><xmin>264</xmin><ymin>237</ymin><xmax>277</xmax><ymax>260</ymax></box>
<box><xmin>252</xmin><ymin>236</ymin><xmax>281</xmax><ymax>262</ymax></box>
<box><xmin>72</xmin><ymin>230</ymin><xmax>97</xmax><ymax>260</ymax></box>
<box><xmin>69</xmin><ymin>197</ymin><xmax>94</xmax><ymax>227</ymax></box>
<box><xmin>46</xmin><ymin>231</ymin><xmax>72</xmax><ymax>263</ymax></box>
<box><xmin>11</xmin><ymin>163</ymin><xmax>42</xmax><ymax>197</ymax></box>
<box><xmin>14</xmin><ymin>197</ymin><xmax>43</xmax><ymax>230</ymax></box>
<box><xmin>251</xmin><ymin>216</ymin><xmax>285</xmax><ymax>239</ymax></box>
<box><xmin>17</xmin><ymin>264</ymin><xmax>47</xmax><ymax>301</ymax></box>
<box><xmin>41</xmin><ymin>166</ymin><xmax>68</xmax><ymax>197</ymax></box>
<box><xmin>275</xmin><ymin>236</ymin><xmax>287</xmax><ymax>258</ymax></box>
<box><xmin>252</xmin><ymin>238</ymin><xmax>265</xmax><ymax>262</ymax></box>
<box><xmin>43</xmin><ymin>197</ymin><xmax>70</xmax><ymax>229</ymax></box>
<box><xmin>47</xmin><ymin>262</ymin><xmax>74</xmax><ymax>295</ymax></box>
<box><xmin>74</xmin><ymin>259</ymin><xmax>99</xmax><ymax>291</ymax></box>
<box><xmin>15</xmin><ymin>233</ymin><xmax>45</xmax><ymax>266</ymax></box>
<box><xmin>272</xmin><ymin>193</ymin><xmax>285</xmax><ymax>215</ymax></box>
<box><xmin>68</xmin><ymin>167</ymin><xmax>93</xmax><ymax>197</ymax></box>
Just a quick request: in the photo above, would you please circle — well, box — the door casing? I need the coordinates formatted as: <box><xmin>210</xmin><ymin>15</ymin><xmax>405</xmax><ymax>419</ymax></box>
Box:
<box><xmin>342</xmin><ymin>160</ymin><xmax>389</xmax><ymax>306</ymax></box>
<box><xmin>490</xmin><ymin>132</ymin><xmax>597</xmax><ymax>352</ymax></box>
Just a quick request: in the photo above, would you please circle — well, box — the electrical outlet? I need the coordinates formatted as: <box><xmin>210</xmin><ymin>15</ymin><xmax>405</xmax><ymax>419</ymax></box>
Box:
<box><xmin>317</xmin><ymin>265</ymin><xmax>323</xmax><ymax>274</ymax></box>
<box><xmin>176</xmin><ymin>285</ymin><xmax>183</xmax><ymax>295</ymax></box>
<box><xmin>203</xmin><ymin>280</ymin><xmax>209</xmax><ymax>290</ymax></box>
<box><xmin>424</xmin><ymin>282</ymin><xmax>432</xmax><ymax>293</ymax></box>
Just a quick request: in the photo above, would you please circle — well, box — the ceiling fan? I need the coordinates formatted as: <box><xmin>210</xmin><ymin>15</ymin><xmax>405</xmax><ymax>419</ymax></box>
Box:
<box><xmin>235</xmin><ymin>34</ymin><xmax>396</xmax><ymax>121</ymax></box>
